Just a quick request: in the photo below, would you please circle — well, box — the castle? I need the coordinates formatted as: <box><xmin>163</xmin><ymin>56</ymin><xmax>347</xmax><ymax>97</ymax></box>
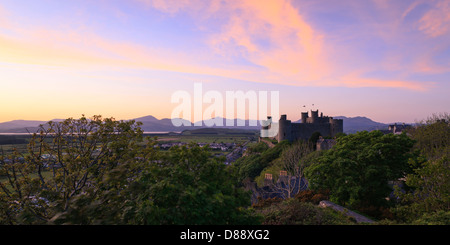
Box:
<box><xmin>261</xmin><ymin>110</ymin><xmax>343</xmax><ymax>142</ymax></box>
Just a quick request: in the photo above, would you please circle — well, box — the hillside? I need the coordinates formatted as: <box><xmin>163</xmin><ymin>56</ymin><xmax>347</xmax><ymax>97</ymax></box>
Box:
<box><xmin>0</xmin><ymin>115</ymin><xmax>391</xmax><ymax>134</ymax></box>
<box><xmin>334</xmin><ymin>116</ymin><xmax>389</xmax><ymax>133</ymax></box>
<box><xmin>292</xmin><ymin>116</ymin><xmax>389</xmax><ymax>133</ymax></box>
<box><xmin>0</xmin><ymin>117</ymin><xmax>261</xmax><ymax>133</ymax></box>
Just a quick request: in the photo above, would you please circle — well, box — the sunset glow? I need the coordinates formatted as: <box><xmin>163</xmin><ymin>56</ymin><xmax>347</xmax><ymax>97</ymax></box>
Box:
<box><xmin>0</xmin><ymin>0</ymin><xmax>449</xmax><ymax>123</ymax></box>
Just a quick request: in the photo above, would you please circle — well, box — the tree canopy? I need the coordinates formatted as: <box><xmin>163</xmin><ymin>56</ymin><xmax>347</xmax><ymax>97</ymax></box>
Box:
<box><xmin>1</xmin><ymin>114</ymin><xmax>448</xmax><ymax>225</ymax></box>
<box><xmin>392</xmin><ymin>114</ymin><xmax>450</xmax><ymax>223</ymax></box>
<box><xmin>305</xmin><ymin>130</ymin><xmax>415</xmax><ymax>209</ymax></box>
<box><xmin>0</xmin><ymin>116</ymin><xmax>259</xmax><ymax>225</ymax></box>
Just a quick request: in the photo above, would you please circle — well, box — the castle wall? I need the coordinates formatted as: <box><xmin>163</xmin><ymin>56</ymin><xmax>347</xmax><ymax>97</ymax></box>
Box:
<box><xmin>290</xmin><ymin>122</ymin><xmax>332</xmax><ymax>141</ymax></box>
<box><xmin>271</xmin><ymin>111</ymin><xmax>343</xmax><ymax>143</ymax></box>
<box><xmin>330</xmin><ymin>119</ymin><xmax>343</xmax><ymax>136</ymax></box>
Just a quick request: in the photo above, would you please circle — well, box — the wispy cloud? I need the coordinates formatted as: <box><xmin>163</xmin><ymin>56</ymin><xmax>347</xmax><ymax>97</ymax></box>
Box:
<box><xmin>417</xmin><ymin>0</ymin><xmax>450</xmax><ymax>38</ymax></box>
<box><xmin>0</xmin><ymin>0</ymin><xmax>445</xmax><ymax>92</ymax></box>
<box><xmin>0</xmin><ymin>0</ymin><xmax>448</xmax><ymax>123</ymax></box>
<box><xmin>206</xmin><ymin>0</ymin><xmax>329</xmax><ymax>82</ymax></box>
<box><xmin>137</xmin><ymin>0</ymin><xmax>441</xmax><ymax>90</ymax></box>
<box><xmin>338</xmin><ymin>74</ymin><xmax>434</xmax><ymax>91</ymax></box>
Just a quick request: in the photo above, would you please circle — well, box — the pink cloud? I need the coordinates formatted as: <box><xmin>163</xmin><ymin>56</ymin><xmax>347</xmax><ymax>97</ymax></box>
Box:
<box><xmin>138</xmin><ymin>0</ymin><xmax>435</xmax><ymax>91</ymax></box>
<box><xmin>340</xmin><ymin>76</ymin><xmax>433</xmax><ymax>91</ymax></box>
<box><xmin>206</xmin><ymin>0</ymin><xmax>330</xmax><ymax>82</ymax></box>
<box><xmin>0</xmin><ymin>0</ymin><xmax>437</xmax><ymax>92</ymax></box>
<box><xmin>0</xmin><ymin>4</ymin><xmax>11</xmax><ymax>29</ymax></box>
<box><xmin>418</xmin><ymin>0</ymin><xmax>450</xmax><ymax>37</ymax></box>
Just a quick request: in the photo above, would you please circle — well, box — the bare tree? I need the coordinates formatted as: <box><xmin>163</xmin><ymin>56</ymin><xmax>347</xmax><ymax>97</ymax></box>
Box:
<box><xmin>262</xmin><ymin>140</ymin><xmax>313</xmax><ymax>199</ymax></box>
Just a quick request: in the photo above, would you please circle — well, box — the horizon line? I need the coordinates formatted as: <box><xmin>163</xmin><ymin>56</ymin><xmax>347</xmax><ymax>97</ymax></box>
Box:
<box><xmin>0</xmin><ymin>114</ymin><xmax>415</xmax><ymax>125</ymax></box>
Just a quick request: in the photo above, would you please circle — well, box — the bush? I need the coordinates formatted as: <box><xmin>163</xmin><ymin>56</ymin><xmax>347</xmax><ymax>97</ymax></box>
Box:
<box><xmin>256</xmin><ymin>198</ymin><xmax>356</xmax><ymax>225</ymax></box>
<box><xmin>252</xmin><ymin>197</ymin><xmax>284</xmax><ymax>209</ymax></box>
<box><xmin>295</xmin><ymin>190</ymin><xmax>330</xmax><ymax>204</ymax></box>
<box><xmin>247</xmin><ymin>142</ymin><xmax>269</xmax><ymax>154</ymax></box>
<box><xmin>411</xmin><ymin>211</ymin><xmax>450</xmax><ymax>225</ymax></box>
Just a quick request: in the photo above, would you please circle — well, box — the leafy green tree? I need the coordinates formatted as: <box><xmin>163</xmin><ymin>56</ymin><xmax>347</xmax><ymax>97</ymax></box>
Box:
<box><xmin>0</xmin><ymin>116</ymin><xmax>260</xmax><ymax>225</ymax></box>
<box><xmin>0</xmin><ymin>115</ymin><xmax>148</xmax><ymax>224</ymax></box>
<box><xmin>129</xmin><ymin>143</ymin><xmax>260</xmax><ymax>225</ymax></box>
<box><xmin>246</xmin><ymin>142</ymin><xmax>269</xmax><ymax>154</ymax></box>
<box><xmin>393</xmin><ymin>156</ymin><xmax>449</xmax><ymax>221</ymax></box>
<box><xmin>305</xmin><ymin>130</ymin><xmax>415</xmax><ymax>210</ymax></box>
<box><xmin>48</xmin><ymin>135</ymin><xmax>160</xmax><ymax>225</ymax></box>
<box><xmin>391</xmin><ymin>115</ymin><xmax>449</xmax><ymax>223</ymax></box>
<box><xmin>309</xmin><ymin>131</ymin><xmax>322</xmax><ymax>143</ymax></box>
<box><xmin>407</xmin><ymin>113</ymin><xmax>449</xmax><ymax>160</ymax></box>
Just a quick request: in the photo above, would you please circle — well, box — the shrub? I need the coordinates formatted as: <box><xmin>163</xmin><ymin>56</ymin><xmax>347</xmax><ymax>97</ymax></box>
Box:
<box><xmin>257</xmin><ymin>198</ymin><xmax>356</xmax><ymax>225</ymax></box>
<box><xmin>412</xmin><ymin>211</ymin><xmax>450</xmax><ymax>225</ymax></box>
<box><xmin>252</xmin><ymin>197</ymin><xmax>283</xmax><ymax>209</ymax></box>
<box><xmin>295</xmin><ymin>190</ymin><xmax>330</xmax><ymax>204</ymax></box>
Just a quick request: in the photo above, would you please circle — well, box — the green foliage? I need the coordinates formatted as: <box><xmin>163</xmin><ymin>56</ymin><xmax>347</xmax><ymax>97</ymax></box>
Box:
<box><xmin>255</xmin><ymin>198</ymin><xmax>356</xmax><ymax>225</ymax></box>
<box><xmin>2</xmin><ymin>113</ymin><xmax>447</xmax><ymax>225</ymax></box>
<box><xmin>254</xmin><ymin>161</ymin><xmax>282</xmax><ymax>187</ymax></box>
<box><xmin>334</xmin><ymin>132</ymin><xmax>347</xmax><ymax>138</ymax></box>
<box><xmin>407</xmin><ymin>113</ymin><xmax>449</xmax><ymax>160</ymax></box>
<box><xmin>230</xmin><ymin>140</ymin><xmax>290</xmax><ymax>183</ymax></box>
<box><xmin>390</xmin><ymin>115</ymin><xmax>449</xmax><ymax>224</ymax></box>
<box><xmin>0</xmin><ymin>116</ymin><xmax>259</xmax><ymax>225</ymax></box>
<box><xmin>411</xmin><ymin>210</ymin><xmax>450</xmax><ymax>225</ymax></box>
<box><xmin>305</xmin><ymin>130</ymin><xmax>415</xmax><ymax>210</ymax></box>
<box><xmin>309</xmin><ymin>131</ymin><xmax>321</xmax><ymax>145</ymax></box>
<box><xmin>0</xmin><ymin>115</ymin><xmax>149</xmax><ymax>224</ymax></box>
<box><xmin>246</xmin><ymin>142</ymin><xmax>269</xmax><ymax>154</ymax></box>
<box><xmin>392</xmin><ymin>156</ymin><xmax>449</xmax><ymax>223</ymax></box>
<box><xmin>255</xmin><ymin>140</ymin><xmax>313</xmax><ymax>189</ymax></box>
<box><xmin>301</xmin><ymin>150</ymin><xmax>324</xmax><ymax>167</ymax></box>
<box><xmin>295</xmin><ymin>190</ymin><xmax>330</xmax><ymax>205</ymax></box>
<box><xmin>406</xmin><ymin>156</ymin><xmax>449</xmax><ymax>211</ymax></box>
<box><xmin>130</xmin><ymin>143</ymin><xmax>260</xmax><ymax>225</ymax></box>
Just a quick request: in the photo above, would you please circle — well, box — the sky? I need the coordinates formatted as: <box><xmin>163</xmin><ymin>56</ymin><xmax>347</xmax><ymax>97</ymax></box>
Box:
<box><xmin>0</xmin><ymin>0</ymin><xmax>449</xmax><ymax>124</ymax></box>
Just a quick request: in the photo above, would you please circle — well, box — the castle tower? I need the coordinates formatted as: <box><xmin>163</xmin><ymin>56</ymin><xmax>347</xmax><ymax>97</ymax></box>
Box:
<box><xmin>330</xmin><ymin>118</ymin><xmax>344</xmax><ymax>137</ymax></box>
<box><xmin>310</xmin><ymin>110</ymin><xmax>319</xmax><ymax>124</ymax></box>
<box><xmin>301</xmin><ymin>112</ymin><xmax>308</xmax><ymax>123</ymax></box>
<box><xmin>277</xmin><ymin>115</ymin><xmax>287</xmax><ymax>142</ymax></box>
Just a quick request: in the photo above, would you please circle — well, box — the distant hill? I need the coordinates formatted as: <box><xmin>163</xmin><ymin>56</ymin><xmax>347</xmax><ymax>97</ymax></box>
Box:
<box><xmin>0</xmin><ymin>119</ymin><xmax>64</xmax><ymax>133</ymax></box>
<box><xmin>0</xmin><ymin>116</ymin><xmax>261</xmax><ymax>133</ymax></box>
<box><xmin>133</xmin><ymin>115</ymin><xmax>159</xmax><ymax>122</ymax></box>
<box><xmin>292</xmin><ymin>116</ymin><xmax>389</xmax><ymax>134</ymax></box>
<box><xmin>334</xmin><ymin>116</ymin><xmax>388</xmax><ymax>133</ymax></box>
<box><xmin>0</xmin><ymin>120</ymin><xmax>49</xmax><ymax>133</ymax></box>
<box><xmin>0</xmin><ymin>115</ymin><xmax>392</xmax><ymax>134</ymax></box>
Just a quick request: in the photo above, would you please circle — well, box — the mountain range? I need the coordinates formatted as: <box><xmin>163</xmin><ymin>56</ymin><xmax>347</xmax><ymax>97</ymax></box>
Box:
<box><xmin>0</xmin><ymin>115</ymin><xmax>393</xmax><ymax>134</ymax></box>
